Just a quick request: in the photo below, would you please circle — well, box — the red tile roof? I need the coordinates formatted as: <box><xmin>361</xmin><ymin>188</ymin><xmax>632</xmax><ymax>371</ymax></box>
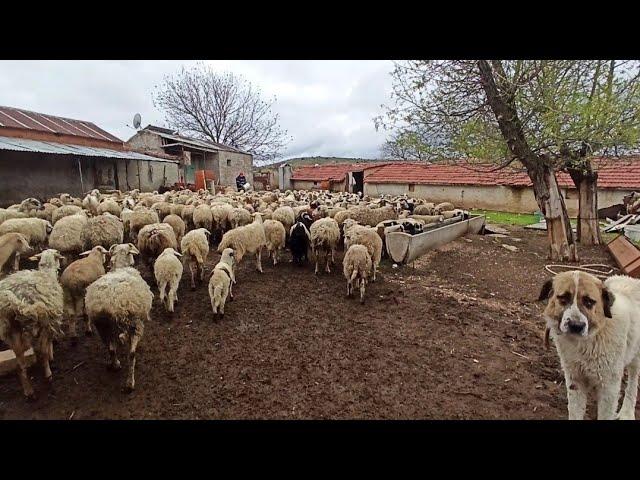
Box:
<box><xmin>0</xmin><ymin>106</ymin><xmax>122</xmax><ymax>143</ymax></box>
<box><xmin>364</xmin><ymin>159</ymin><xmax>640</xmax><ymax>190</ymax></box>
<box><xmin>291</xmin><ymin>163</ymin><xmax>389</xmax><ymax>182</ymax></box>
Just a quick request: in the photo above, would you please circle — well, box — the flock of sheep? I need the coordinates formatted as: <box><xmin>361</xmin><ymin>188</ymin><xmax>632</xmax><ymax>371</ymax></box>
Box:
<box><xmin>0</xmin><ymin>186</ymin><xmax>461</xmax><ymax>401</ymax></box>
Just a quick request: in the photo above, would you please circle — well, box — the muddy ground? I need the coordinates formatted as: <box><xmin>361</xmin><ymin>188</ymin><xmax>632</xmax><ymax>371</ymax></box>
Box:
<box><xmin>0</xmin><ymin>227</ymin><xmax>632</xmax><ymax>419</ymax></box>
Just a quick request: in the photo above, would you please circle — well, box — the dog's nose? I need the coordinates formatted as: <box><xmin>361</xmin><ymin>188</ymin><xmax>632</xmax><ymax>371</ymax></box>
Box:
<box><xmin>567</xmin><ymin>320</ymin><xmax>586</xmax><ymax>334</ymax></box>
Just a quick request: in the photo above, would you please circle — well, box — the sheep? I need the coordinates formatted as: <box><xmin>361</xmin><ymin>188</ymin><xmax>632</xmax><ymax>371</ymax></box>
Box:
<box><xmin>228</xmin><ymin>207</ymin><xmax>252</xmax><ymax>229</ymax></box>
<box><xmin>193</xmin><ymin>204</ymin><xmax>214</xmax><ymax>233</ymax></box>
<box><xmin>48</xmin><ymin>214</ymin><xmax>89</xmax><ymax>260</ymax></box>
<box><xmin>289</xmin><ymin>221</ymin><xmax>311</xmax><ymax>265</ymax></box>
<box><xmin>96</xmin><ymin>198</ymin><xmax>122</xmax><ymax>217</ymax></box>
<box><xmin>154</xmin><ymin>247</ymin><xmax>183</xmax><ymax>313</ymax></box>
<box><xmin>343</xmin><ymin>219</ymin><xmax>383</xmax><ymax>282</ymax></box>
<box><xmin>0</xmin><ymin>208</ymin><xmax>28</xmax><ymax>225</ymax></box>
<box><xmin>128</xmin><ymin>208</ymin><xmax>160</xmax><ymax>243</ymax></box>
<box><xmin>84</xmin><ymin>213</ymin><xmax>124</xmax><ymax>249</ymax></box>
<box><xmin>35</xmin><ymin>203</ymin><xmax>58</xmax><ymax>223</ymax></box>
<box><xmin>85</xmin><ymin>243</ymin><xmax>153</xmax><ymax>393</ymax></box>
<box><xmin>343</xmin><ymin>244</ymin><xmax>372</xmax><ymax>304</ymax></box>
<box><xmin>82</xmin><ymin>190</ymin><xmax>101</xmax><ymax>215</ymax></box>
<box><xmin>208</xmin><ymin>248</ymin><xmax>236</xmax><ymax>321</ymax></box>
<box><xmin>18</xmin><ymin>198</ymin><xmax>43</xmax><ymax>216</ymax></box>
<box><xmin>0</xmin><ymin>233</ymin><xmax>31</xmax><ymax>276</ymax></box>
<box><xmin>434</xmin><ymin>202</ymin><xmax>455</xmax><ymax>214</ymax></box>
<box><xmin>109</xmin><ymin>243</ymin><xmax>140</xmax><ymax>270</ymax></box>
<box><xmin>181</xmin><ymin>228</ymin><xmax>211</xmax><ymax>289</ymax></box>
<box><xmin>170</xmin><ymin>203</ymin><xmax>185</xmax><ymax>218</ymax></box>
<box><xmin>350</xmin><ymin>205</ymin><xmax>397</xmax><ymax>227</ymax></box>
<box><xmin>309</xmin><ymin>217</ymin><xmax>340</xmax><ymax>274</ymax></box>
<box><xmin>51</xmin><ymin>204</ymin><xmax>84</xmax><ymax>225</ymax></box>
<box><xmin>218</xmin><ymin>213</ymin><xmax>267</xmax><ymax>273</ymax></box>
<box><xmin>211</xmin><ymin>203</ymin><xmax>234</xmax><ymax>233</ymax></box>
<box><xmin>180</xmin><ymin>204</ymin><xmax>196</xmax><ymax>230</ymax></box>
<box><xmin>441</xmin><ymin>209</ymin><xmax>465</xmax><ymax>219</ymax></box>
<box><xmin>150</xmin><ymin>201</ymin><xmax>172</xmax><ymax>221</ymax></box>
<box><xmin>263</xmin><ymin>219</ymin><xmax>286</xmax><ymax>266</ymax></box>
<box><xmin>413</xmin><ymin>203</ymin><xmax>435</xmax><ymax>215</ymax></box>
<box><xmin>400</xmin><ymin>212</ymin><xmax>444</xmax><ymax>225</ymax></box>
<box><xmin>0</xmin><ymin>217</ymin><xmax>52</xmax><ymax>249</ymax></box>
<box><xmin>273</xmin><ymin>205</ymin><xmax>296</xmax><ymax>238</ymax></box>
<box><xmin>137</xmin><ymin>223</ymin><xmax>178</xmax><ymax>263</ymax></box>
<box><xmin>59</xmin><ymin>245</ymin><xmax>108</xmax><ymax>343</ymax></box>
<box><xmin>0</xmin><ymin>249</ymin><xmax>65</xmax><ymax>399</ymax></box>
<box><xmin>59</xmin><ymin>193</ymin><xmax>82</xmax><ymax>207</ymax></box>
<box><xmin>163</xmin><ymin>214</ymin><xmax>186</xmax><ymax>245</ymax></box>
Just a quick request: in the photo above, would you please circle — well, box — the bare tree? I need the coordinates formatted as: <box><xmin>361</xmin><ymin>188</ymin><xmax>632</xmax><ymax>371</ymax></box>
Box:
<box><xmin>376</xmin><ymin>60</ymin><xmax>640</xmax><ymax>259</ymax></box>
<box><xmin>153</xmin><ymin>64</ymin><xmax>291</xmax><ymax>165</ymax></box>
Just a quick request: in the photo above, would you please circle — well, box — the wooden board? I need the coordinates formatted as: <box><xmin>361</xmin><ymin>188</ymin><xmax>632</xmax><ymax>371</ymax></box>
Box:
<box><xmin>606</xmin><ymin>234</ymin><xmax>640</xmax><ymax>277</ymax></box>
<box><xmin>0</xmin><ymin>348</ymin><xmax>35</xmax><ymax>376</ymax></box>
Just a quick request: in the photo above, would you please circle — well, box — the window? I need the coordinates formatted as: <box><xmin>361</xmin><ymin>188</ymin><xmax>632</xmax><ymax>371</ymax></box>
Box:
<box><xmin>408</xmin><ymin>184</ymin><xmax>415</xmax><ymax>192</ymax></box>
<box><xmin>313</xmin><ymin>181</ymin><xmax>318</xmax><ymax>186</ymax></box>
<box><xmin>227</xmin><ymin>159</ymin><xmax>231</xmax><ymax>166</ymax></box>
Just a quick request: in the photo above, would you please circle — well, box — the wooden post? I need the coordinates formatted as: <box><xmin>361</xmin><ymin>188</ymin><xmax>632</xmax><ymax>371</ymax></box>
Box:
<box><xmin>77</xmin><ymin>158</ymin><xmax>85</xmax><ymax>194</ymax></box>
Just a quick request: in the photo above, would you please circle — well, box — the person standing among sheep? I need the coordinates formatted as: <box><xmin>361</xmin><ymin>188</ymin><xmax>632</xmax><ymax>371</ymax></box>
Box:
<box><xmin>236</xmin><ymin>172</ymin><xmax>247</xmax><ymax>192</ymax></box>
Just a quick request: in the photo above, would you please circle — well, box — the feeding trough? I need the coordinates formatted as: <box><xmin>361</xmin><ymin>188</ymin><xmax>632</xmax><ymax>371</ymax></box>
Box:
<box><xmin>385</xmin><ymin>214</ymin><xmax>486</xmax><ymax>264</ymax></box>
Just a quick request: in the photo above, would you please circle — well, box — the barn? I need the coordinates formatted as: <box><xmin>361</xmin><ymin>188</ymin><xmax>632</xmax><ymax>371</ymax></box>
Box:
<box><xmin>289</xmin><ymin>163</ymin><xmax>388</xmax><ymax>193</ymax></box>
<box><xmin>0</xmin><ymin>106</ymin><xmax>179</xmax><ymax>207</ymax></box>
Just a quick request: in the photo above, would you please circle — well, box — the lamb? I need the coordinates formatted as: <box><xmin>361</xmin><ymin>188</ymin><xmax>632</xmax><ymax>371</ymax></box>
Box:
<box><xmin>0</xmin><ymin>249</ymin><xmax>65</xmax><ymax>399</ymax></box>
<box><xmin>162</xmin><ymin>214</ymin><xmax>186</xmax><ymax>245</ymax></box>
<box><xmin>181</xmin><ymin>228</ymin><xmax>211</xmax><ymax>289</ymax></box>
<box><xmin>48</xmin><ymin>214</ymin><xmax>89</xmax><ymax>260</ymax></box>
<box><xmin>193</xmin><ymin>204</ymin><xmax>214</xmax><ymax>232</ymax></box>
<box><xmin>218</xmin><ymin>213</ymin><xmax>267</xmax><ymax>273</ymax></box>
<box><xmin>434</xmin><ymin>202</ymin><xmax>455</xmax><ymax>214</ymax></box>
<box><xmin>153</xmin><ymin>247</ymin><xmax>183</xmax><ymax>313</ymax></box>
<box><xmin>0</xmin><ymin>217</ymin><xmax>52</xmax><ymax>249</ymax></box>
<box><xmin>51</xmin><ymin>204</ymin><xmax>84</xmax><ymax>225</ymax></box>
<box><xmin>96</xmin><ymin>198</ymin><xmax>122</xmax><ymax>217</ymax></box>
<box><xmin>82</xmin><ymin>190</ymin><xmax>101</xmax><ymax>216</ymax></box>
<box><xmin>128</xmin><ymin>208</ymin><xmax>160</xmax><ymax>243</ymax></box>
<box><xmin>136</xmin><ymin>223</ymin><xmax>178</xmax><ymax>262</ymax></box>
<box><xmin>289</xmin><ymin>221</ymin><xmax>311</xmax><ymax>265</ymax></box>
<box><xmin>309</xmin><ymin>217</ymin><xmax>340</xmax><ymax>274</ymax></box>
<box><xmin>85</xmin><ymin>243</ymin><xmax>153</xmax><ymax>392</ymax></box>
<box><xmin>343</xmin><ymin>219</ymin><xmax>383</xmax><ymax>282</ymax></box>
<box><xmin>0</xmin><ymin>233</ymin><xmax>31</xmax><ymax>276</ymax></box>
<box><xmin>208</xmin><ymin>248</ymin><xmax>236</xmax><ymax>321</ymax></box>
<box><xmin>343</xmin><ymin>244</ymin><xmax>372</xmax><ymax>304</ymax></box>
<box><xmin>263</xmin><ymin>219</ymin><xmax>286</xmax><ymax>266</ymax></box>
<box><xmin>84</xmin><ymin>213</ymin><xmax>124</xmax><ymax>250</ymax></box>
<box><xmin>59</xmin><ymin>245</ymin><xmax>108</xmax><ymax>343</ymax></box>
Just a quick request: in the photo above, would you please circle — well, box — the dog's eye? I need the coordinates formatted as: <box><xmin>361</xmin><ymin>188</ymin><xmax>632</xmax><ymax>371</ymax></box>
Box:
<box><xmin>557</xmin><ymin>293</ymin><xmax>571</xmax><ymax>305</ymax></box>
<box><xmin>583</xmin><ymin>297</ymin><xmax>595</xmax><ymax>309</ymax></box>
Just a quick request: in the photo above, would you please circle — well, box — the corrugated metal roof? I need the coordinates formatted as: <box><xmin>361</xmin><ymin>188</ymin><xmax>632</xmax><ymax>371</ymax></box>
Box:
<box><xmin>0</xmin><ymin>106</ymin><xmax>122</xmax><ymax>143</ymax></box>
<box><xmin>364</xmin><ymin>159</ymin><xmax>640</xmax><ymax>190</ymax></box>
<box><xmin>145</xmin><ymin>127</ymin><xmax>248</xmax><ymax>155</ymax></box>
<box><xmin>0</xmin><ymin>136</ymin><xmax>178</xmax><ymax>163</ymax></box>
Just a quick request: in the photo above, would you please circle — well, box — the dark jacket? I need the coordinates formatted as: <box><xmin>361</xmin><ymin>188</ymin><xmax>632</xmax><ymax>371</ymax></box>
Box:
<box><xmin>236</xmin><ymin>174</ymin><xmax>247</xmax><ymax>190</ymax></box>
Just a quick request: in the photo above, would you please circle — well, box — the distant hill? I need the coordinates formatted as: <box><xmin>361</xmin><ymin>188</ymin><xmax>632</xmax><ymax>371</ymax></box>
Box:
<box><xmin>261</xmin><ymin>156</ymin><xmax>388</xmax><ymax>170</ymax></box>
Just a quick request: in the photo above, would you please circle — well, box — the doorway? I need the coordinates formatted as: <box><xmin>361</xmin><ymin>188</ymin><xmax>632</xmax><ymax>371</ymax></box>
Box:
<box><xmin>352</xmin><ymin>171</ymin><xmax>364</xmax><ymax>193</ymax></box>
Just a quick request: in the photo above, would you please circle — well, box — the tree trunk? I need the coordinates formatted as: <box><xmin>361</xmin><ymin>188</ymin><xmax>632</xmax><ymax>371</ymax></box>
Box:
<box><xmin>528</xmin><ymin>162</ymin><xmax>579</xmax><ymax>261</ymax></box>
<box><xmin>568</xmin><ymin>167</ymin><xmax>601</xmax><ymax>245</ymax></box>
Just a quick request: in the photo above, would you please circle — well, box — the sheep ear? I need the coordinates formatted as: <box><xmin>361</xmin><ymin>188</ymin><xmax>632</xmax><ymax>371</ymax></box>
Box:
<box><xmin>29</xmin><ymin>253</ymin><xmax>42</xmax><ymax>261</ymax></box>
<box><xmin>79</xmin><ymin>250</ymin><xmax>92</xmax><ymax>257</ymax></box>
<box><xmin>108</xmin><ymin>244</ymin><xmax>118</xmax><ymax>255</ymax></box>
<box><xmin>96</xmin><ymin>246</ymin><xmax>109</xmax><ymax>254</ymax></box>
<box><xmin>174</xmin><ymin>251</ymin><xmax>183</xmax><ymax>257</ymax></box>
<box><xmin>128</xmin><ymin>244</ymin><xmax>140</xmax><ymax>255</ymax></box>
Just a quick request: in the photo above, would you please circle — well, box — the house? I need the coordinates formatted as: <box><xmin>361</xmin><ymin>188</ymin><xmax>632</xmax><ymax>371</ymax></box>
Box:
<box><xmin>0</xmin><ymin>106</ymin><xmax>179</xmax><ymax>207</ymax></box>
<box><xmin>289</xmin><ymin>163</ymin><xmax>389</xmax><ymax>192</ymax></box>
<box><xmin>363</xmin><ymin>160</ymin><xmax>640</xmax><ymax>216</ymax></box>
<box><xmin>126</xmin><ymin>125</ymin><xmax>253</xmax><ymax>188</ymax></box>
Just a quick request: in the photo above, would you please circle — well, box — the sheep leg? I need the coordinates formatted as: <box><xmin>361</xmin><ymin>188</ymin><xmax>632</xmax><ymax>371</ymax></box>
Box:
<box><xmin>168</xmin><ymin>283</ymin><xmax>178</xmax><ymax>312</ymax></box>
<box><xmin>38</xmin><ymin>334</ymin><xmax>53</xmax><ymax>382</ymax></box>
<box><xmin>256</xmin><ymin>248</ymin><xmax>263</xmax><ymax>273</ymax></box>
<box><xmin>229</xmin><ymin>281</ymin><xmax>234</xmax><ymax>301</ymax></box>
<box><xmin>124</xmin><ymin>329</ymin><xmax>142</xmax><ymax>393</ymax></box>
<box><xmin>199</xmin><ymin>262</ymin><xmax>206</xmax><ymax>283</ymax></box>
<box><xmin>360</xmin><ymin>277</ymin><xmax>366</xmax><ymax>304</ymax></box>
<box><xmin>314</xmin><ymin>253</ymin><xmax>319</xmax><ymax>275</ymax></box>
<box><xmin>325</xmin><ymin>251</ymin><xmax>331</xmax><ymax>274</ymax></box>
<box><xmin>210</xmin><ymin>297</ymin><xmax>218</xmax><ymax>317</ymax></box>
<box><xmin>12</xmin><ymin>253</ymin><xmax>20</xmax><ymax>272</ymax></box>
<box><xmin>108</xmin><ymin>340</ymin><xmax>121</xmax><ymax>371</ymax></box>
<box><xmin>8</xmin><ymin>333</ymin><xmax>35</xmax><ymax>400</ymax></box>
<box><xmin>158</xmin><ymin>281</ymin><xmax>167</xmax><ymax>309</ymax></box>
<box><xmin>346</xmin><ymin>279</ymin><xmax>351</xmax><ymax>297</ymax></box>
<box><xmin>189</xmin><ymin>261</ymin><xmax>196</xmax><ymax>290</ymax></box>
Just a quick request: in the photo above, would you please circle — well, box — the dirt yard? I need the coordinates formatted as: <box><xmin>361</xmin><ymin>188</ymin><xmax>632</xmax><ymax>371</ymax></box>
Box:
<box><xmin>0</xmin><ymin>226</ymin><xmax>631</xmax><ymax>419</ymax></box>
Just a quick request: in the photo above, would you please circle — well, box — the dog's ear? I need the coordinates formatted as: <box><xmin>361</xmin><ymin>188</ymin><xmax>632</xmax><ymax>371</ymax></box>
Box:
<box><xmin>602</xmin><ymin>287</ymin><xmax>614</xmax><ymax>318</ymax></box>
<box><xmin>538</xmin><ymin>279</ymin><xmax>554</xmax><ymax>301</ymax></box>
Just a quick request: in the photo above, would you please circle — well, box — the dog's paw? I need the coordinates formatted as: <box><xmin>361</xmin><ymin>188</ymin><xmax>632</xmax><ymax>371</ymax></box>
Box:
<box><xmin>616</xmin><ymin>410</ymin><xmax>635</xmax><ymax>420</ymax></box>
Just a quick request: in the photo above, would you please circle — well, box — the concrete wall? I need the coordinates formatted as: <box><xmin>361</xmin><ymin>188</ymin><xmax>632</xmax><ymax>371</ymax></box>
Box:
<box><xmin>114</xmin><ymin>158</ymin><xmax>179</xmax><ymax>192</ymax></box>
<box><xmin>126</xmin><ymin>130</ymin><xmax>164</xmax><ymax>152</ymax></box>
<box><xmin>216</xmin><ymin>151</ymin><xmax>253</xmax><ymax>187</ymax></box>
<box><xmin>290</xmin><ymin>179</ymin><xmax>346</xmax><ymax>192</ymax></box>
<box><xmin>364</xmin><ymin>182</ymin><xmax>634</xmax><ymax>216</ymax></box>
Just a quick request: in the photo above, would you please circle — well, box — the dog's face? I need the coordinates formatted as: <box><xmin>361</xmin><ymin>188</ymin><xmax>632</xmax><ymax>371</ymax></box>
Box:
<box><xmin>539</xmin><ymin>271</ymin><xmax>614</xmax><ymax>338</ymax></box>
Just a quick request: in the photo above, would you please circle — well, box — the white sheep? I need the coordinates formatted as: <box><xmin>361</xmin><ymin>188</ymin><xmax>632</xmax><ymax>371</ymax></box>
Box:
<box><xmin>59</xmin><ymin>245</ymin><xmax>108</xmax><ymax>343</ymax></box>
<box><xmin>96</xmin><ymin>198</ymin><xmax>122</xmax><ymax>217</ymax></box>
<box><xmin>85</xmin><ymin>243</ymin><xmax>153</xmax><ymax>392</ymax></box>
<box><xmin>208</xmin><ymin>248</ymin><xmax>236</xmax><ymax>320</ymax></box>
<box><xmin>82</xmin><ymin>190</ymin><xmax>101</xmax><ymax>216</ymax></box>
<box><xmin>51</xmin><ymin>204</ymin><xmax>84</xmax><ymax>225</ymax></box>
<box><xmin>128</xmin><ymin>208</ymin><xmax>160</xmax><ymax>243</ymax></box>
<box><xmin>0</xmin><ymin>208</ymin><xmax>28</xmax><ymax>225</ymax></box>
<box><xmin>48</xmin><ymin>213</ymin><xmax>89</xmax><ymax>260</ymax></box>
<box><xmin>181</xmin><ymin>228</ymin><xmax>211</xmax><ymax>289</ymax></box>
<box><xmin>343</xmin><ymin>244</ymin><xmax>372</xmax><ymax>304</ymax></box>
<box><xmin>272</xmin><ymin>206</ymin><xmax>295</xmax><ymax>236</ymax></box>
<box><xmin>228</xmin><ymin>207</ymin><xmax>252</xmax><ymax>229</ymax></box>
<box><xmin>218</xmin><ymin>212</ymin><xmax>266</xmax><ymax>273</ymax></box>
<box><xmin>309</xmin><ymin>217</ymin><xmax>340</xmax><ymax>274</ymax></box>
<box><xmin>0</xmin><ymin>249</ymin><xmax>65</xmax><ymax>399</ymax></box>
<box><xmin>84</xmin><ymin>213</ymin><xmax>124</xmax><ymax>250</ymax></box>
<box><xmin>0</xmin><ymin>233</ymin><xmax>31</xmax><ymax>276</ymax></box>
<box><xmin>136</xmin><ymin>223</ymin><xmax>178</xmax><ymax>262</ymax></box>
<box><xmin>154</xmin><ymin>247</ymin><xmax>183</xmax><ymax>313</ymax></box>
<box><xmin>343</xmin><ymin>219</ymin><xmax>383</xmax><ymax>282</ymax></box>
<box><xmin>162</xmin><ymin>214</ymin><xmax>186</xmax><ymax>245</ymax></box>
<box><xmin>0</xmin><ymin>217</ymin><xmax>52</xmax><ymax>249</ymax></box>
<box><xmin>193</xmin><ymin>204</ymin><xmax>214</xmax><ymax>232</ymax></box>
<box><xmin>263</xmin><ymin>219</ymin><xmax>286</xmax><ymax>266</ymax></box>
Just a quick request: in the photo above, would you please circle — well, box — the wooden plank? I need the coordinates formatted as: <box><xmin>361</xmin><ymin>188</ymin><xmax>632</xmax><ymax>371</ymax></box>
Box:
<box><xmin>606</xmin><ymin>234</ymin><xmax>640</xmax><ymax>278</ymax></box>
<box><xmin>0</xmin><ymin>348</ymin><xmax>35</xmax><ymax>376</ymax></box>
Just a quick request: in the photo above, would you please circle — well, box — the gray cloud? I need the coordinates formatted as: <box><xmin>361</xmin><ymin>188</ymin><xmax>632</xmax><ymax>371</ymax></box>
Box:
<box><xmin>0</xmin><ymin>60</ymin><xmax>395</xmax><ymax>161</ymax></box>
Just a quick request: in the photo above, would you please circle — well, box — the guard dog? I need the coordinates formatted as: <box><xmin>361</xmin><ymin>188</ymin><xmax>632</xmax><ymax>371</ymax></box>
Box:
<box><xmin>539</xmin><ymin>271</ymin><xmax>640</xmax><ymax>420</ymax></box>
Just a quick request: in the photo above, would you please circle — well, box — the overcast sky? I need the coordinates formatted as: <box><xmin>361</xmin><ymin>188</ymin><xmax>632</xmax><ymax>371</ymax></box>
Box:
<box><xmin>0</xmin><ymin>60</ymin><xmax>395</xmax><ymax>161</ymax></box>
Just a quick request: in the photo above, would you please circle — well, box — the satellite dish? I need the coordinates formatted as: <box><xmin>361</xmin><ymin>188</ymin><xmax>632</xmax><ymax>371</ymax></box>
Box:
<box><xmin>133</xmin><ymin>113</ymin><xmax>142</xmax><ymax>129</ymax></box>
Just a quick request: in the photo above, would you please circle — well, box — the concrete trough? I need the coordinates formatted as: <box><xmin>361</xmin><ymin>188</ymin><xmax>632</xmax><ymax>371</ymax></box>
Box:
<box><xmin>385</xmin><ymin>214</ymin><xmax>486</xmax><ymax>264</ymax></box>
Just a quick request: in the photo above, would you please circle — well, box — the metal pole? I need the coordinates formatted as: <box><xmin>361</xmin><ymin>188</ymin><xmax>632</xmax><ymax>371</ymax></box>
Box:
<box><xmin>77</xmin><ymin>158</ymin><xmax>85</xmax><ymax>194</ymax></box>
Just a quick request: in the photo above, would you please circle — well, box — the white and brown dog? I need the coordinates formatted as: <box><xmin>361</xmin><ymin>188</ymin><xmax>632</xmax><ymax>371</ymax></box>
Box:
<box><xmin>539</xmin><ymin>271</ymin><xmax>640</xmax><ymax>420</ymax></box>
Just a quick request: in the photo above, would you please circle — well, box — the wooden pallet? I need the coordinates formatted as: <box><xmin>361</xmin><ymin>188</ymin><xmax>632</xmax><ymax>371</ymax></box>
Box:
<box><xmin>606</xmin><ymin>234</ymin><xmax>640</xmax><ymax>277</ymax></box>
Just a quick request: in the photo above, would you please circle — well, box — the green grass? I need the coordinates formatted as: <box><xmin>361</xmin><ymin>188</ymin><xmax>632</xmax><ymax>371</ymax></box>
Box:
<box><xmin>471</xmin><ymin>209</ymin><xmax>539</xmax><ymax>226</ymax></box>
